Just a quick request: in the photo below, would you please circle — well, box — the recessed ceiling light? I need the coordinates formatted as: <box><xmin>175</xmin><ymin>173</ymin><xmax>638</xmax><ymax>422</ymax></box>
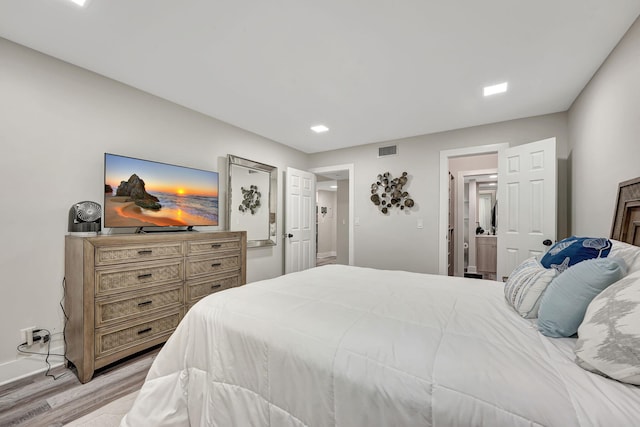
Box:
<box><xmin>330</xmin><ymin>185</ymin><xmax>338</xmax><ymax>189</ymax></box>
<box><xmin>483</xmin><ymin>82</ymin><xmax>508</xmax><ymax>96</ymax></box>
<box><xmin>69</xmin><ymin>0</ymin><xmax>88</xmax><ymax>6</ymax></box>
<box><xmin>311</xmin><ymin>124</ymin><xmax>329</xmax><ymax>133</ymax></box>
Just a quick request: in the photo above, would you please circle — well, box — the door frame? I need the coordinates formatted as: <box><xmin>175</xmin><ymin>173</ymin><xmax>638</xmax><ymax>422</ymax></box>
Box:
<box><xmin>438</xmin><ymin>143</ymin><xmax>509</xmax><ymax>275</ymax></box>
<box><xmin>309</xmin><ymin>164</ymin><xmax>355</xmax><ymax>265</ymax></box>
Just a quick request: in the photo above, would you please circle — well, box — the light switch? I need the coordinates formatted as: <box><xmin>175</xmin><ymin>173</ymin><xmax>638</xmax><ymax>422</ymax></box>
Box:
<box><xmin>355</xmin><ymin>217</ymin><xmax>360</xmax><ymax>226</ymax></box>
<box><xmin>417</xmin><ymin>218</ymin><xmax>424</xmax><ymax>229</ymax></box>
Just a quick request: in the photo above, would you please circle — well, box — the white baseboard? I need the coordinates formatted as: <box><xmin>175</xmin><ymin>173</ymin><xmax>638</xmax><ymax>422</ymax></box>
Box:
<box><xmin>0</xmin><ymin>344</ymin><xmax>65</xmax><ymax>387</ymax></box>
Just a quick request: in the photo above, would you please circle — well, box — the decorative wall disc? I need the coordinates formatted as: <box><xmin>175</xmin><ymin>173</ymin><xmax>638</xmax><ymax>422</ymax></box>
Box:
<box><xmin>370</xmin><ymin>171</ymin><xmax>414</xmax><ymax>214</ymax></box>
<box><xmin>239</xmin><ymin>185</ymin><xmax>261</xmax><ymax>214</ymax></box>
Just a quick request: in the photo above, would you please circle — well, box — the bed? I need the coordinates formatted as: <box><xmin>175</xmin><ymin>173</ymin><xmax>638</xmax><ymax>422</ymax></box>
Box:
<box><xmin>121</xmin><ymin>178</ymin><xmax>640</xmax><ymax>427</ymax></box>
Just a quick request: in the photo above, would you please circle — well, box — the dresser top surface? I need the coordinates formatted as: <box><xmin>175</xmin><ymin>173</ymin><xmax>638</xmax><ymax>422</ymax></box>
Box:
<box><xmin>67</xmin><ymin>230</ymin><xmax>245</xmax><ymax>244</ymax></box>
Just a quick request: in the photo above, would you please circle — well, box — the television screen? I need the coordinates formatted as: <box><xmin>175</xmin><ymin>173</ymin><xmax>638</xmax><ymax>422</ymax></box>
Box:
<box><xmin>104</xmin><ymin>153</ymin><xmax>219</xmax><ymax>228</ymax></box>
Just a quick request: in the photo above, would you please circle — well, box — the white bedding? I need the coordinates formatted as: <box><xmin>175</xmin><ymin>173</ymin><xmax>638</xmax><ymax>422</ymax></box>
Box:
<box><xmin>121</xmin><ymin>265</ymin><xmax>640</xmax><ymax>426</ymax></box>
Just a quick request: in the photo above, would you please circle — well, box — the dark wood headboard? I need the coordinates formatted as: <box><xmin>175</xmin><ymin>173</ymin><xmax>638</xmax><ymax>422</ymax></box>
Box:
<box><xmin>611</xmin><ymin>177</ymin><xmax>640</xmax><ymax>246</ymax></box>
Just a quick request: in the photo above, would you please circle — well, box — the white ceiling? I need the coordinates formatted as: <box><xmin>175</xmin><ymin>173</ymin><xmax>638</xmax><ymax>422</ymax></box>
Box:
<box><xmin>1</xmin><ymin>1</ymin><xmax>639</xmax><ymax>154</ymax></box>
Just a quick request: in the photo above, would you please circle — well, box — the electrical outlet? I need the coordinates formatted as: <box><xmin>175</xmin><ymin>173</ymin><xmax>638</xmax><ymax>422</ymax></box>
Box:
<box><xmin>20</xmin><ymin>326</ymin><xmax>36</xmax><ymax>346</ymax></box>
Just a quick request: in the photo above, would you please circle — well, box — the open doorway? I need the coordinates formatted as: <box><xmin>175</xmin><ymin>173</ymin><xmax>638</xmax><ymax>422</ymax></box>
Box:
<box><xmin>316</xmin><ymin>178</ymin><xmax>338</xmax><ymax>266</ymax></box>
<box><xmin>450</xmin><ymin>155</ymin><xmax>498</xmax><ymax>279</ymax></box>
<box><xmin>309</xmin><ymin>165</ymin><xmax>354</xmax><ymax>266</ymax></box>
<box><xmin>455</xmin><ymin>168</ymin><xmax>498</xmax><ymax>279</ymax></box>
<box><xmin>438</xmin><ymin>143</ymin><xmax>508</xmax><ymax>276</ymax></box>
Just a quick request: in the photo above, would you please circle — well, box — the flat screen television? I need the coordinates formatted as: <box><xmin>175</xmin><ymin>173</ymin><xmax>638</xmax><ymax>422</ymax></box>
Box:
<box><xmin>104</xmin><ymin>153</ymin><xmax>219</xmax><ymax>229</ymax></box>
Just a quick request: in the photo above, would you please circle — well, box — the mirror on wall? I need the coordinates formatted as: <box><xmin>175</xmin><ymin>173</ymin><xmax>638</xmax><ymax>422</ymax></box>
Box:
<box><xmin>227</xmin><ymin>155</ymin><xmax>277</xmax><ymax>247</ymax></box>
<box><xmin>478</xmin><ymin>192</ymin><xmax>494</xmax><ymax>233</ymax></box>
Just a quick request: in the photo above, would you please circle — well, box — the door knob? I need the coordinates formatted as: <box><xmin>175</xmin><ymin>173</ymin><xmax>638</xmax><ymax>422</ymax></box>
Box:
<box><xmin>543</xmin><ymin>239</ymin><xmax>553</xmax><ymax>247</ymax></box>
<box><xmin>286</xmin><ymin>233</ymin><xmax>293</xmax><ymax>238</ymax></box>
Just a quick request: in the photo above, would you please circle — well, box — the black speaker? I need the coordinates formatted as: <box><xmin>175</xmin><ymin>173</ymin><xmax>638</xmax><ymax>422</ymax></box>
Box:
<box><xmin>68</xmin><ymin>201</ymin><xmax>102</xmax><ymax>235</ymax></box>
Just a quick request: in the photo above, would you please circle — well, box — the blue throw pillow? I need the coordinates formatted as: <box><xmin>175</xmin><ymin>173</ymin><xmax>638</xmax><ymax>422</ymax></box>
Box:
<box><xmin>539</xmin><ymin>236</ymin><xmax>612</xmax><ymax>272</ymax></box>
<box><xmin>537</xmin><ymin>257</ymin><xmax>627</xmax><ymax>338</ymax></box>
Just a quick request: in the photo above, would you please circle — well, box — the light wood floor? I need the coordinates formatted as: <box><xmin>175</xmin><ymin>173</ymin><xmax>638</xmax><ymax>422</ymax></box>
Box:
<box><xmin>0</xmin><ymin>346</ymin><xmax>159</xmax><ymax>427</ymax></box>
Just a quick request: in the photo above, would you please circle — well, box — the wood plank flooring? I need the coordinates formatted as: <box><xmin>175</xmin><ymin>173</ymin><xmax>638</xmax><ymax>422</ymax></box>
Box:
<box><xmin>0</xmin><ymin>346</ymin><xmax>159</xmax><ymax>427</ymax></box>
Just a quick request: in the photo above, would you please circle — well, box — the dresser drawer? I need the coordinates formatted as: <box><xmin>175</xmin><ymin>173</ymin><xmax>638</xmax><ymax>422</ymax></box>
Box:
<box><xmin>186</xmin><ymin>273</ymin><xmax>239</xmax><ymax>304</ymax></box>
<box><xmin>186</xmin><ymin>254</ymin><xmax>240</xmax><ymax>279</ymax></box>
<box><xmin>95</xmin><ymin>260</ymin><xmax>183</xmax><ymax>296</ymax></box>
<box><xmin>95</xmin><ymin>309</ymin><xmax>183</xmax><ymax>360</ymax></box>
<box><xmin>95</xmin><ymin>284</ymin><xmax>184</xmax><ymax>328</ymax></box>
<box><xmin>187</xmin><ymin>238</ymin><xmax>241</xmax><ymax>256</ymax></box>
<box><xmin>95</xmin><ymin>242</ymin><xmax>184</xmax><ymax>266</ymax></box>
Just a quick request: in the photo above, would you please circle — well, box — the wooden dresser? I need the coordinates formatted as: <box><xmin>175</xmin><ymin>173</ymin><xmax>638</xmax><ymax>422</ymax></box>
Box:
<box><xmin>64</xmin><ymin>231</ymin><xmax>246</xmax><ymax>383</ymax></box>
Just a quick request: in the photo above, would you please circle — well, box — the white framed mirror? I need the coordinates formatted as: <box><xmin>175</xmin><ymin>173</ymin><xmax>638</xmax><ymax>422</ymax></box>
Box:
<box><xmin>227</xmin><ymin>155</ymin><xmax>277</xmax><ymax>247</ymax></box>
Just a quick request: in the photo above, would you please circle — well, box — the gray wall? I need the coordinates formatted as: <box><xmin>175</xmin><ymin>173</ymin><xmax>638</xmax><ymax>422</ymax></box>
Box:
<box><xmin>336</xmin><ymin>179</ymin><xmax>350</xmax><ymax>265</ymax></box>
<box><xmin>309</xmin><ymin>113</ymin><xmax>570</xmax><ymax>274</ymax></box>
<box><xmin>0</xmin><ymin>38</ymin><xmax>308</xmax><ymax>379</ymax></box>
<box><xmin>569</xmin><ymin>16</ymin><xmax>640</xmax><ymax>236</ymax></box>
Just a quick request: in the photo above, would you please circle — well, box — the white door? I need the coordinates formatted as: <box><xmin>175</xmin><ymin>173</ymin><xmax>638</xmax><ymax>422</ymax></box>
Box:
<box><xmin>497</xmin><ymin>138</ymin><xmax>557</xmax><ymax>281</ymax></box>
<box><xmin>285</xmin><ymin>167</ymin><xmax>316</xmax><ymax>274</ymax></box>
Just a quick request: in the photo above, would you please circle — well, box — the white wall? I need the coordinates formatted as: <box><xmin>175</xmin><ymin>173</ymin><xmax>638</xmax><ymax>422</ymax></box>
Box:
<box><xmin>569</xmin><ymin>16</ymin><xmax>640</xmax><ymax>236</ymax></box>
<box><xmin>309</xmin><ymin>113</ymin><xmax>570</xmax><ymax>274</ymax></box>
<box><xmin>0</xmin><ymin>38</ymin><xmax>308</xmax><ymax>380</ymax></box>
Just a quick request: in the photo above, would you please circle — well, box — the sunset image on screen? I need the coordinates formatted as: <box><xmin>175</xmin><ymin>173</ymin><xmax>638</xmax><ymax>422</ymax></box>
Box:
<box><xmin>104</xmin><ymin>154</ymin><xmax>219</xmax><ymax>228</ymax></box>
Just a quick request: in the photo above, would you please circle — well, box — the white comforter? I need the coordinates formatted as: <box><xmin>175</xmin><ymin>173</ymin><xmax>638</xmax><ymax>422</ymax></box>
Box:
<box><xmin>121</xmin><ymin>265</ymin><xmax>640</xmax><ymax>427</ymax></box>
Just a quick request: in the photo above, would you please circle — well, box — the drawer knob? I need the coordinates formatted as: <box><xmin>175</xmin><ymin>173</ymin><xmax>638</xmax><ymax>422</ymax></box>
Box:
<box><xmin>137</xmin><ymin>273</ymin><xmax>153</xmax><ymax>280</ymax></box>
<box><xmin>211</xmin><ymin>244</ymin><xmax>222</xmax><ymax>248</ymax></box>
<box><xmin>138</xmin><ymin>300</ymin><xmax>153</xmax><ymax>307</ymax></box>
<box><xmin>211</xmin><ymin>262</ymin><xmax>222</xmax><ymax>267</ymax></box>
<box><xmin>211</xmin><ymin>284</ymin><xmax>222</xmax><ymax>289</ymax></box>
<box><xmin>137</xmin><ymin>327</ymin><xmax>152</xmax><ymax>335</ymax></box>
<box><xmin>138</xmin><ymin>250</ymin><xmax>153</xmax><ymax>255</ymax></box>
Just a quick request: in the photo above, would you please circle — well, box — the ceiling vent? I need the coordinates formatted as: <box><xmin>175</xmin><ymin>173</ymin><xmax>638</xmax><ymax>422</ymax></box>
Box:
<box><xmin>378</xmin><ymin>145</ymin><xmax>397</xmax><ymax>157</ymax></box>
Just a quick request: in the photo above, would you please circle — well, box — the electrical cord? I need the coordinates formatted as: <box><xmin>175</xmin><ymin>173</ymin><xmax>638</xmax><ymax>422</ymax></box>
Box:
<box><xmin>16</xmin><ymin>328</ymin><xmax>67</xmax><ymax>380</ymax></box>
<box><xmin>60</xmin><ymin>277</ymin><xmax>69</xmax><ymax>364</ymax></box>
<box><xmin>15</xmin><ymin>278</ymin><xmax>72</xmax><ymax>381</ymax></box>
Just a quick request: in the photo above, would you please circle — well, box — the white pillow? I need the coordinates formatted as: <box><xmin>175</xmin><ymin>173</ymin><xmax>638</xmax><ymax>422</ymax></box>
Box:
<box><xmin>609</xmin><ymin>239</ymin><xmax>640</xmax><ymax>273</ymax></box>
<box><xmin>574</xmin><ymin>269</ymin><xmax>640</xmax><ymax>385</ymax></box>
<box><xmin>504</xmin><ymin>257</ymin><xmax>558</xmax><ymax>318</ymax></box>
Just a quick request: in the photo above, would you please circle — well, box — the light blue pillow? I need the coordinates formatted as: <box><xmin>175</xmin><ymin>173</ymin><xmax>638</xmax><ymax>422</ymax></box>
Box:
<box><xmin>537</xmin><ymin>257</ymin><xmax>627</xmax><ymax>337</ymax></box>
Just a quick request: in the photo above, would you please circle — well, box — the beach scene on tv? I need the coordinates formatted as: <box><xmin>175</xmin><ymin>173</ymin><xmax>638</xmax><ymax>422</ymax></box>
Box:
<box><xmin>104</xmin><ymin>154</ymin><xmax>219</xmax><ymax>228</ymax></box>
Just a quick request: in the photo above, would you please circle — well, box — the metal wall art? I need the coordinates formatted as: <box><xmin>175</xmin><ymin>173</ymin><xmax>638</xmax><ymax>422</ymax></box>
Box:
<box><xmin>370</xmin><ymin>171</ymin><xmax>414</xmax><ymax>214</ymax></box>
<box><xmin>239</xmin><ymin>185</ymin><xmax>261</xmax><ymax>214</ymax></box>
